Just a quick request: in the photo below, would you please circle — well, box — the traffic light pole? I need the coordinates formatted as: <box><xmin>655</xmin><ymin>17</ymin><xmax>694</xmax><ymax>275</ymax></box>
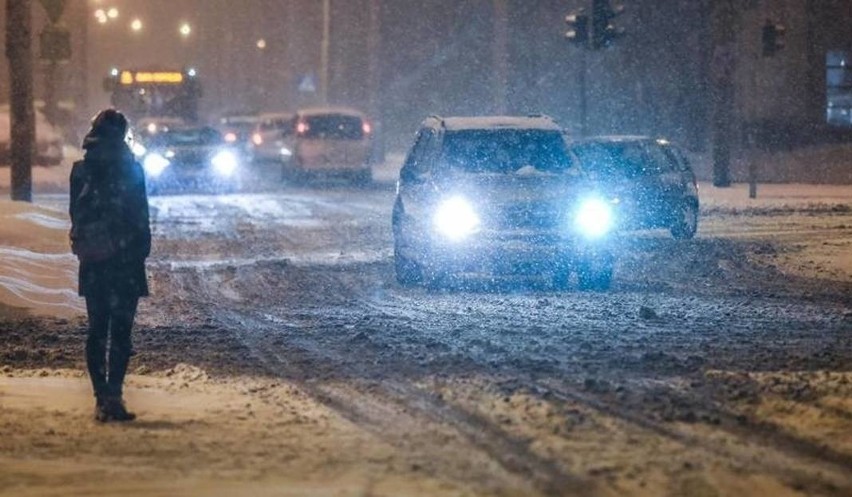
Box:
<box><xmin>579</xmin><ymin>46</ymin><xmax>588</xmax><ymax>137</ymax></box>
<box><xmin>5</xmin><ymin>0</ymin><xmax>35</xmax><ymax>202</ymax></box>
<box><xmin>710</xmin><ymin>0</ymin><xmax>737</xmax><ymax>188</ymax></box>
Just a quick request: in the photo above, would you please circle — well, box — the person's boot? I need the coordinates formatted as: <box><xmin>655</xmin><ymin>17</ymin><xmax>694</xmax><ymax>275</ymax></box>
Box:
<box><xmin>94</xmin><ymin>395</ymin><xmax>110</xmax><ymax>422</ymax></box>
<box><xmin>104</xmin><ymin>396</ymin><xmax>136</xmax><ymax>422</ymax></box>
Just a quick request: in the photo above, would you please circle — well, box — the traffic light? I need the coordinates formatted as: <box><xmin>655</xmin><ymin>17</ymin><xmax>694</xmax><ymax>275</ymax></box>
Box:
<box><xmin>762</xmin><ymin>20</ymin><xmax>786</xmax><ymax>57</ymax></box>
<box><xmin>565</xmin><ymin>12</ymin><xmax>589</xmax><ymax>46</ymax></box>
<box><xmin>591</xmin><ymin>0</ymin><xmax>625</xmax><ymax>50</ymax></box>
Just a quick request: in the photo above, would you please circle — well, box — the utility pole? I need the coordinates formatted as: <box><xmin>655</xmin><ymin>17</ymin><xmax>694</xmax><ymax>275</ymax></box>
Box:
<box><xmin>709</xmin><ymin>0</ymin><xmax>738</xmax><ymax>187</ymax></box>
<box><xmin>38</xmin><ymin>0</ymin><xmax>70</xmax><ymax>125</ymax></box>
<box><xmin>319</xmin><ymin>0</ymin><xmax>330</xmax><ymax>105</ymax></box>
<box><xmin>492</xmin><ymin>0</ymin><xmax>508</xmax><ymax>114</ymax></box>
<box><xmin>367</xmin><ymin>0</ymin><xmax>383</xmax><ymax>161</ymax></box>
<box><xmin>6</xmin><ymin>0</ymin><xmax>35</xmax><ymax>202</ymax></box>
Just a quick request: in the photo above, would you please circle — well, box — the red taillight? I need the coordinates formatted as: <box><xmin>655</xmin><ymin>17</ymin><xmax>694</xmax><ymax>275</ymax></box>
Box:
<box><xmin>362</xmin><ymin>121</ymin><xmax>372</xmax><ymax>135</ymax></box>
<box><xmin>252</xmin><ymin>133</ymin><xmax>263</xmax><ymax>146</ymax></box>
<box><xmin>224</xmin><ymin>132</ymin><xmax>237</xmax><ymax>143</ymax></box>
<box><xmin>296</xmin><ymin>121</ymin><xmax>309</xmax><ymax>136</ymax></box>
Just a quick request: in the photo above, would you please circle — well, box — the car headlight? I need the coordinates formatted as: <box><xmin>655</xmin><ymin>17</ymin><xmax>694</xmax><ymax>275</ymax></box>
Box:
<box><xmin>130</xmin><ymin>141</ymin><xmax>147</xmax><ymax>157</ymax></box>
<box><xmin>434</xmin><ymin>196</ymin><xmax>480</xmax><ymax>241</ymax></box>
<box><xmin>143</xmin><ymin>153</ymin><xmax>169</xmax><ymax>177</ymax></box>
<box><xmin>575</xmin><ymin>198</ymin><xmax>614</xmax><ymax>239</ymax></box>
<box><xmin>211</xmin><ymin>150</ymin><xmax>238</xmax><ymax>176</ymax></box>
<box><xmin>280</xmin><ymin>146</ymin><xmax>293</xmax><ymax>158</ymax></box>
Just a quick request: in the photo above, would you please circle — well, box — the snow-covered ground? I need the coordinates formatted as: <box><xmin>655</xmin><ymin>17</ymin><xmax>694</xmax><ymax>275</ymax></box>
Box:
<box><xmin>0</xmin><ymin>199</ymin><xmax>82</xmax><ymax>318</ymax></box>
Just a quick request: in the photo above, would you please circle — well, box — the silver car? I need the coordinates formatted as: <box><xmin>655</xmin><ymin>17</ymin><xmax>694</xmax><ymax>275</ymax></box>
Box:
<box><xmin>392</xmin><ymin>115</ymin><xmax>617</xmax><ymax>290</ymax></box>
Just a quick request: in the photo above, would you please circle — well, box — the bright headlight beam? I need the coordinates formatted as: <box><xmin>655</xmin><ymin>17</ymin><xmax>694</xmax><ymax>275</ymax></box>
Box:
<box><xmin>575</xmin><ymin>198</ymin><xmax>614</xmax><ymax>238</ymax></box>
<box><xmin>212</xmin><ymin>150</ymin><xmax>238</xmax><ymax>176</ymax></box>
<box><xmin>130</xmin><ymin>141</ymin><xmax>147</xmax><ymax>157</ymax></box>
<box><xmin>434</xmin><ymin>196</ymin><xmax>480</xmax><ymax>241</ymax></box>
<box><xmin>143</xmin><ymin>153</ymin><xmax>169</xmax><ymax>177</ymax></box>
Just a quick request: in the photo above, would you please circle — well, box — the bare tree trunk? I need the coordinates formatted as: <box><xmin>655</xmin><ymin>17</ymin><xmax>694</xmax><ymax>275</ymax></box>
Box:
<box><xmin>6</xmin><ymin>0</ymin><xmax>34</xmax><ymax>202</ymax></box>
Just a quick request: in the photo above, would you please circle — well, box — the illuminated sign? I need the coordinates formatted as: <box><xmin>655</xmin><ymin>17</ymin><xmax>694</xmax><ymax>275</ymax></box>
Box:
<box><xmin>119</xmin><ymin>71</ymin><xmax>185</xmax><ymax>85</ymax></box>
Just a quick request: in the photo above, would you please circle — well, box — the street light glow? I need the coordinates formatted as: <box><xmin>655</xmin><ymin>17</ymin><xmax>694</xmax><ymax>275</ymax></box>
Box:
<box><xmin>131</xmin><ymin>19</ymin><xmax>143</xmax><ymax>32</ymax></box>
<box><xmin>179</xmin><ymin>22</ymin><xmax>192</xmax><ymax>37</ymax></box>
<box><xmin>256</xmin><ymin>39</ymin><xmax>267</xmax><ymax>50</ymax></box>
<box><xmin>107</xmin><ymin>7</ymin><xmax>119</xmax><ymax>19</ymax></box>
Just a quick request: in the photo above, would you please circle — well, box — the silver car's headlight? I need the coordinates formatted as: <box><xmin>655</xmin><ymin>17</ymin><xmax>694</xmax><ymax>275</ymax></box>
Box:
<box><xmin>211</xmin><ymin>150</ymin><xmax>239</xmax><ymax>176</ymax></box>
<box><xmin>434</xmin><ymin>196</ymin><xmax>480</xmax><ymax>241</ymax></box>
<box><xmin>143</xmin><ymin>153</ymin><xmax>170</xmax><ymax>177</ymax></box>
<box><xmin>575</xmin><ymin>198</ymin><xmax>614</xmax><ymax>239</ymax></box>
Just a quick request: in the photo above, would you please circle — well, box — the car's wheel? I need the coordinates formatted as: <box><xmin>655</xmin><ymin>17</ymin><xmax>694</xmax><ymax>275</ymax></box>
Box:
<box><xmin>394</xmin><ymin>240</ymin><xmax>422</xmax><ymax>286</ymax></box>
<box><xmin>577</xmin><ymin>255</ymin><xmax>614</xmax><ymax>291</ymax></box>
<box><xmin>671</xmin><ymin>200</ymin><xmax>698</xmax><ymax>240</ymax></box>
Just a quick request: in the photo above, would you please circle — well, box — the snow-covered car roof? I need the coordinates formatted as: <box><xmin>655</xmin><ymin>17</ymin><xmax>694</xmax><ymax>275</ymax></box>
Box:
<box><xmin>257</xmin><ymin>112</ymin><xmax>294</xmax><ymax>120</ymax></box>
<box><xmin>567</xmin><ymin>135</ymin><xmax>662</xmax><ymax>145</ymax></box>
<box><xmin>219</xmin><ymin>114</ymin><xmax>261</xmax><ymax>125</ymax></box>
<box><xmin>438</xmin><ymin>115</ymin><xmax>561</xmax><ymax>132</ymax></box>
<box><xmin>295</xmin><ymin>107</ymin><xmax>366</xmax><ymax>118</ymax></box>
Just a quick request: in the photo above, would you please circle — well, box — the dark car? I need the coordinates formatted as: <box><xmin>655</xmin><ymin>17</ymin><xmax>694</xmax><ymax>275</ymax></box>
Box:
<box><xmin>217</xmin><ymin>113</ymin><xmax>261</xmax><ymax>154</ymax></box>
<box><xmin>392</xmin><ymin>115</ymin><xmax>617</xmax><ymax>290</ymax></box>
<box><xmin>567</xmin><ymin>136</ymin><xmax>699</xmax><ymax>239</ymax></box>
<box><xmin>138</xmin><ymin>125</ymin><xmax>243</xmax><ymax>194</ymax></box>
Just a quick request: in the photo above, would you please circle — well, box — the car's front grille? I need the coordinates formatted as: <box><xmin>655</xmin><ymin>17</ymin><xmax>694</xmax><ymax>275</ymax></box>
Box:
<box><xmin>172</xmin><ymin>151</ymin><xmax>208</xmax><ymax>168</ymax></box>
<box><xmin>497</xmin><ymin>203</ymin><xmax>562</xmax><ymax>230</ymax></box>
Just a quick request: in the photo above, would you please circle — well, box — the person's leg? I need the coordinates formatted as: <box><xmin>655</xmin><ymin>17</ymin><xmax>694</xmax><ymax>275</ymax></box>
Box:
<box><xmin>104</xmin><ymin>294</ymin><xmax>139</xmax><ymax>421</ymax></box>
<box><xmin>107</xmin><ymin>294</ymin><xmax>138</xmax><ymax>399</ymax></box>
<box><xmin>85</xmin><ymin>294</ymin><xmax>110</xmax><ymax>401</ymax></box>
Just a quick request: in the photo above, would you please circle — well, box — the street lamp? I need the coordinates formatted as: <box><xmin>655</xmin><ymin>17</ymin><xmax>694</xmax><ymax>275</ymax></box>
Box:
<box><xmin>130</xmin><ymin>18</ymin><xmax>143</xmax><ymax>32</ymax></box>
<box><xmin>179</xmin><ymin>22</ymin><xmax>192</xmax><ymax>38</ymax></box>
<box><xmin>106</xmin><ymin>7</ymin><xmax>118</xmax><ymax>19</ymax></box>
<box><xmin>256</xmin><ymin>38</ymin><xmax>267</xmax><ymax>50</ymax></box>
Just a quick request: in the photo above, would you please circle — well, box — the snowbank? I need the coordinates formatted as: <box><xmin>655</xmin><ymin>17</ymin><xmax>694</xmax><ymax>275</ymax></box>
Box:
<box><xmin>0</xmin><ymin>199</ymin><xmax>82</xmax><ymax>317</ymax></box>
<box><xmin>699</xmin><ymin>182</ymin><xmax>852</xmax><ymax>211</ymax></box>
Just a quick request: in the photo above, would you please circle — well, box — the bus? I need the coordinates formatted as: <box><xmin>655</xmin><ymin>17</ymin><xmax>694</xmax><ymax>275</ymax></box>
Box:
<box><xmin>103</xmin><ymin>68</ymin><xmax>202</xmax><ymax>123</ymax></box>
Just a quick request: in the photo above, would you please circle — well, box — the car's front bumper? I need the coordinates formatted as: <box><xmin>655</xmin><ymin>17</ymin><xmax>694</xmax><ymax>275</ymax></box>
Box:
<box><xmin>401</xmin><ymin>230</ymin><xmax>612</xmax><ymax>276</ymax></box>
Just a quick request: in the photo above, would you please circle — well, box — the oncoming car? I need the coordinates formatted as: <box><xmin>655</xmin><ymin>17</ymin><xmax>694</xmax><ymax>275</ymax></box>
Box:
<box><xmin>392</xmin><ymin>115</ymin><xmax>617</xmax><ymax>290</ymax></box>
<box><xmin>567</xmin><ymin>136</ymin><xmax>699</xmax><ymax>239</ymax></box>
<box><xmin>137</xmin><ymin>125</ymin><xmax>243</xmax><ymax>194</ymax></box>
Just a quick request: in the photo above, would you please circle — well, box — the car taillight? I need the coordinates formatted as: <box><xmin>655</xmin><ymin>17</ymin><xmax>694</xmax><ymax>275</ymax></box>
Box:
<box><xmin>296</xmin><ymin>121</ymin><xmax>309</xmax><ymax>136</ymax></box>
<box><xmin>252</xmin><ymin>133</ymin><xmax>263</xmax><ymax>146</ymax></box>
<box><xmin>362</xmin><ymin>121</ymin><xmax>372</xmax><ymax>135</ymax></box>
<box><xmin>224</xmin><ymin>132</ymin><xmax>237</xmax><ymax>143</ymax></box>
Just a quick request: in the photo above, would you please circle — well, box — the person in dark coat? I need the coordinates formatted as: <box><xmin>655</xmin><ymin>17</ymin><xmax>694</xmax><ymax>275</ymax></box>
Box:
<box><xmin>69</xmin><ymin>109</ymin><xmax>151</xmax><ymax>422</ymax></box>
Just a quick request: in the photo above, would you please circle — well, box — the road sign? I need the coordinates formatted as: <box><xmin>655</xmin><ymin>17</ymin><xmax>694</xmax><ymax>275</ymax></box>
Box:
<box><xmin>298</xmin><ymin>74</ymin><xmax>316</xmax><ymax>93</ymax></box>
<box><xmin>38</xmin><ymin>0</ymin><xmax>66</xmax><ymax>24</ymax></box>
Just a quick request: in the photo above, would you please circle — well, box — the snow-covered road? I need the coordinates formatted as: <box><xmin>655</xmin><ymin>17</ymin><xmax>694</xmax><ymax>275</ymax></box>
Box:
<box><xmin>3</xmin><ymin>185</ymin><xmax>852</xmax><ymax>496</ymax></box>
<box><xmin>140</xmin><ymin>187</ymin><xmax>852</xmax><ymax>496</ymax></box>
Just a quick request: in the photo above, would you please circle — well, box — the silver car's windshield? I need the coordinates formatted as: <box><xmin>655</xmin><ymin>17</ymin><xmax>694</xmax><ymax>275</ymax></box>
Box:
<box><xmin>441</xmin><ymin>130</ymin><xmax>574</xmax><ymax>174</ymax></box>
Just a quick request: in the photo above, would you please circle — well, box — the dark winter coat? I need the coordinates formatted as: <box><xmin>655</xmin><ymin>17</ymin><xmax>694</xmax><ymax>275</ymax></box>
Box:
<box><xmin>69</xmin><ymin>137</ymin><xmax>151</xmax><ymax>298</ymax></box>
